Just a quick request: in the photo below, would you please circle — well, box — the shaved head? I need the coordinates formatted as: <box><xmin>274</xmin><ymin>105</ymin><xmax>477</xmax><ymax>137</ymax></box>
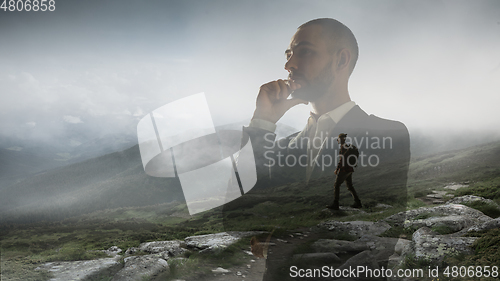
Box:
<box><xmin>298</xmin><ymin>18</ymin><xmax>359</xmax><ymax>75</ymax></box>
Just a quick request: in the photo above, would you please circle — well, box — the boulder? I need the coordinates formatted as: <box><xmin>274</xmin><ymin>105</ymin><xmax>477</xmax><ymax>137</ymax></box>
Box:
<box><xmin>35</xmin><ymin>257</ymin><xmax>122</xmax><ymax>281</ymax></box>
<box><xmin>404</xmin><ymin>214</ymin><xmax>486</xmax><ymax>233</ymax></box>
<box><xmin>384</xmin><ymin>204</ymin><xmax>492</xmax><ymax>229</ymax></box>
<box><xmin>111</xmin><ymin>254</ymin><xmax>169</xmax><ymax>281</ymax></box>
<box><xmin>104</xmin><ymin>246</ymin><xmax>122</xmax><ymax>256</ymax></box>
<box><xmin>212</xmin><ymin>267</ymin><xmax>230</xmax><ymax>273</ymax></box>
<box><xmin>446</xmin><ymin>195</ymin><xmax>499</xmax><ymax>207</ymax></box>
<box><xmin>375</xmin><ymin>203</ymin><xmax>393</xmax><ymax>209</ymax></box>
<box><xmin>411</xmin><ymin>227</ymin><xmax>477</xmax><ymax>263</ymax></box>
<box><xmin>312</xmin><ymin>239</ymin><xmax>368</xmax><ymax>254</ymax></box>
<box><xmin>312</xmin><ymin>235</ymin><xmax>408</xmax><ymax>255</ymax></box>
<box><xmin>137</xmin><ymin>240</ymin><xmax>185</xmax><ymax>256</ymax></box>
<box><xmin>318</xmin><ymin>220</ymin><xmax>391</xmax><ymax>238</ymax></box>
<box><xmin>125</xmin><ymin>247</ymin><xmax>139</xmax><ymax>255</ymax></box>
<box><xmin>443</xmin><ymin>183</ymin><xmax>468</xmax><ymax>191</ymax></box>
<box><xmin>184</xmin><ymin>231</ymin><xmax>265</xmax><ymax>251</ymax></box>
<box><xmin>467</xmin><ymin>217</ymin><xmax>500</xmax><ymax>233</ymax></box>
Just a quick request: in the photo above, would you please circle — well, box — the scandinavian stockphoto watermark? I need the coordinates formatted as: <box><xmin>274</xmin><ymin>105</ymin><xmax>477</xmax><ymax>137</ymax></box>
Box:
<box><xmin>263</xmin><ymin>132</ymin><xmax>393</xmax><ymax>171</ymax></box>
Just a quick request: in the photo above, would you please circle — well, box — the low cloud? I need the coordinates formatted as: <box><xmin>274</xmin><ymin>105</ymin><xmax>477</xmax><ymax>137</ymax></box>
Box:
<box><xmin>63</xmin><ymin>115</ymin><xmax>83</xmax><ymax>124</ymax></box>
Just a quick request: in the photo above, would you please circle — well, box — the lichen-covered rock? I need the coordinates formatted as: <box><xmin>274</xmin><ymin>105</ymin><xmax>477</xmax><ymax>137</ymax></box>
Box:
<box><xmin>312</xmin><ymin>239</ymin><xmax>369</xmax><ymax>254</ymax></box>
<box><xmin>443</xmin><ymin>183</ymin><xmax>468</xmax><ymax>191</ymax></box>
<box><xmin>404</xmin><ymin>214</ymin><xmax>486</xmax><ymax>233</ymax></box>
<box><xmin>212</xmin><ymin>267</ymin><xmax>230</xmax><ymax>273</ymax></box>
<box><xmin>104</xmin><ymin>246</ymin><xmax>122</xmax><ymax>256</ymax></box>
<box><xmin>35</xmin><ymin>257</ymin><xmax>122</xmax><ymax>281</ymax></box>
<box><xmin>111</xmin><ymin>254</ymin><xmax>169</xmax><ymax>281</ymax></box>
<box><xmin>318</xmin><ymin>220</ymin><xmax>391</xmax><ymax>238</ymax></box>
<box><xmin>312</xmin><ymin>235</ymin><xmax>406</xmax><ymax>255</ymax></box>
<box><xmin>412</xmin><ymin>227</ymin><xmax>477</xmax><ymax>262</ymax></box>
<box><xmin>467</xmin><ymin>217</ymin><xmax>500</xmax><ymax>233</ymax></box>
<box><xmin>137</xmin><ymin>240</ymin><xmax>185</xmax><ymax>256</ymax></box>
<box><xmin>184</xmin><ymin>231</ymin><xmax>265</xmax><ymax>251</ymax></box>
<box><xmin>384</xmin><ymin>204</ymin><xmax>492</xmax><ymax>228</ymax></box>
<box><xmin>446</xmin><ymin>195</ymin><xmax>499</xmax><ymax>207</ymax></box>
<box><xmin>125</xmin><ymin>247</ymin><xmax>139</xmax><ymax>255</ymax></box>
<box><xmin>375</xmin><ymin>203</ymin><xmax>393</xmax><ymax>209</ymax></box>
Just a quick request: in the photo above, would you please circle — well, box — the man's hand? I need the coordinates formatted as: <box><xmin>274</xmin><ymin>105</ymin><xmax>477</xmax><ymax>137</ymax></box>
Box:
<box><xmin>252</xmin><ymin>79</ymin><xmax>308</xmax><ymax>124</ymax></box>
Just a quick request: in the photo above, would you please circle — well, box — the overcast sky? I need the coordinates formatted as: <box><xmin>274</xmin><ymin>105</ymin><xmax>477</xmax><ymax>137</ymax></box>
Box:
<box><xmin>1</xmin><ymin>0</ymin><xmax>499</xmax><ymax>146</ymax></box>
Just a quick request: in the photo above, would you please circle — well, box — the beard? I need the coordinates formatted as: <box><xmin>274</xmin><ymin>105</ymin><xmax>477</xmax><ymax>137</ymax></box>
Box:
<box><xmin>291</xmin><ymin>61</ymin><xmax>334</xmax><ymax>102</ymax></box>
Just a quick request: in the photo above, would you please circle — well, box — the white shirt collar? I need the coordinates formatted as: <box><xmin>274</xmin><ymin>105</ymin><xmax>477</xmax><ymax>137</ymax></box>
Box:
<box><xmin>310</xmin><ymin>101</ymin><xmax>356</xmax><ymax>124</ymax></box>
<box><xmin>324</xmin><ymin>101</ymin><xmax>356</xmax><ymax>123</ymax></box>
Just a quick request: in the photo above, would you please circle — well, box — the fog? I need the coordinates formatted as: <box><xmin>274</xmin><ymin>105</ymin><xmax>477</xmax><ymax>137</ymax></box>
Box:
<box><xmin>1</xmin><ymin>0</ymin><xmax>499</xmax><ymax>149</ymax></box>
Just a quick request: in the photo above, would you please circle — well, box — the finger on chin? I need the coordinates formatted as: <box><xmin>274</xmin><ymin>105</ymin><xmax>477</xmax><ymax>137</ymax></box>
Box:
<box><xmin>277</xmin><ymin>79</ymin><xmax>288</xmax><ymax>100</ymax></box>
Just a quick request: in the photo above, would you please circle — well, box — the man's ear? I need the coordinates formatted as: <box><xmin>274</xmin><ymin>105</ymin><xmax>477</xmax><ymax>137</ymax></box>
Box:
<box><xmin>336</xmin><ymin>48</ymin><xmax>351</xmax><ymax>71</ymax></box>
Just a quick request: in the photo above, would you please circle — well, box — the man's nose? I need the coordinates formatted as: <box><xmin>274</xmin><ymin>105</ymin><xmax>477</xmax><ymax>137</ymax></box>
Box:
<box><xmin>284</xmin><ymin>56</ymin><xmax>297</xmax><ymax>72</ymax></box>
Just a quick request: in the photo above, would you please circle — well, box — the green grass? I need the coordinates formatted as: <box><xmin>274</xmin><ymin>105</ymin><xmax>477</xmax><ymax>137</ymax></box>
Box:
<box><xmin>430</xmin><ymin>225</ymin><xmax>457</xmax><ymax>235</ymax></box>
<box><xmin>462</xmin><ymin>201</ymin><xmax>500</xmax><ymax>218</ymax></box>
<box><xmin>437</xmin><ymin>228</ymin><xmax>500</xmax><ymax>281</ymax></box>
<box><xmin>164</xmin><ymin>237</ymin><xmax>254</xmax><ymax>281</ymax></box>
<box><xmin>414</xmin><ymin>212</ymin><xmax>433</xmax><ymax>220</ymax></box>
<box><xmin>2</xmin><ymin>141</ymin><xmax>500</xmax><ymax>280</ymax></box>
<box><xmin>406</xmin><ymin>197</ymin><xmax>428</xmax><ymax>209</ymax></box>
<box><xmin>455</xmin><ymin>179</ymin><xmax>500</xmax><ymax>202</ymax></box>
<box><xmin>0</xmin><ymin>258</ymin><xmax>53</xmax><ymax>281</ymax></box>
<box><xmin>462</xmin><ymin>228</ymin><xmax>500</xmax><ymax>266</ymax></box>
<box><xmin>0</xmin><ymin>203</ymin><xmax>217</xmax><ymax>280</ymax></box>
<box><xmin>163</xmin><ymin>257</ymin><xmax>206</xmax><ymax>281</ymax></box>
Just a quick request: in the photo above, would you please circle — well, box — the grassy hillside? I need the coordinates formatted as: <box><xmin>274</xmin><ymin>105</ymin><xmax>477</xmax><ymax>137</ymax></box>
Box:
<box><xmin>0</xmin><ymin>147</ymin><xmax>66</xmax><ymax>188</ymax></box>
<box><xmin>407</xmin><ymin>140</ymin><xmax>500</xmax><ymax>200</ymax></box>
<box><xmin>0</xmin><ymin>120</ymin><xmax>300</xmax><ymax>225</ymax></box>
<box><xmin>0</xmin><ymin>145</ymin><xmax>185</xmax><ymax>224</ymax></box>
<box><xmin>2</xmin><ymin>140</ymin><xmax>500</xmax><ymax>280</ymax></box>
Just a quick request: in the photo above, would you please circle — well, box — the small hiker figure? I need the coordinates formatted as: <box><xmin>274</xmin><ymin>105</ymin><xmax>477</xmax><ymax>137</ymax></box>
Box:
<box><xmin>327</xmin><ymin>133</ymin><xmax>362</xmax><ymax>210</ymax></box>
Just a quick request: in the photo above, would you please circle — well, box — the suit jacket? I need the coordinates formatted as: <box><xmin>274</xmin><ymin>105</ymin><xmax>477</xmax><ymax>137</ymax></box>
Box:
<box><xmin>241</xmin><ymin>105</ymin><xmax>410</xmax><ymax>201</ymax></box>
<box><xmin>223</xmin><ymin>105</ymin><xmax>410</xmax><ymax>281</ymax></box>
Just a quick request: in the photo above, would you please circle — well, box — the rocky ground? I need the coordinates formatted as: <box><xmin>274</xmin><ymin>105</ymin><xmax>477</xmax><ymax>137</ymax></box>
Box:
<box><xmin>33</xmin><ymin>195</ymin><xmax>500</xmax><ymax>281</ymax></box>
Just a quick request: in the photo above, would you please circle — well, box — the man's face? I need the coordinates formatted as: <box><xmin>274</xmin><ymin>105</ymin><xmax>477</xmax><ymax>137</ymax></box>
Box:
<box><xmin>285</xmin><ymin>24</ymin><xmax>335</xmax><ymax>102</ymax></box>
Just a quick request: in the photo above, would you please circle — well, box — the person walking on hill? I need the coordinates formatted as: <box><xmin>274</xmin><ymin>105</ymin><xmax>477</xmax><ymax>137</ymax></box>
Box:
<box><xmin>327</xmin><ymin>133</ymin><xmax>362</xmax><ymax>210</ymax></box>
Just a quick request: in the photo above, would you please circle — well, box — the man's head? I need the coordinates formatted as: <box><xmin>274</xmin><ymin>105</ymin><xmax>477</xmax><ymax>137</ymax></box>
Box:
<box><xmin>285</xmin><ymin>18</ymin><xmax>358</xmax><ymax>102</ymax></box>
<box><xmin>337</xmin><ymin>133</ymin><xmax>347</xmax><ymax>145</ymax></box>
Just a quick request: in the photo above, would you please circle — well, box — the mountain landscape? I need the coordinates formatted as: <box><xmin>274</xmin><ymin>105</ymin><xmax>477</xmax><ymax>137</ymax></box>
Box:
<box><xmin>0</xmin><ymin>120</ymin><xmax>299</xmax><ymax>223</ymax></box>
<box><xmin>0</xmin><ymin>133</ymin><xmax>138</xmax><ymax>189</ymax></box>
<box><xmin>1</xmin><ymin>130</ymin><xmax>499</xmax><ymax>280</ymax></box>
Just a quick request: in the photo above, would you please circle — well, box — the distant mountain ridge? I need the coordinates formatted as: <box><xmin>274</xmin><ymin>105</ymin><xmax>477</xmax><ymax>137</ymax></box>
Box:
<box><xmin>0</xmin><ymin>144</ymin><xmax>185</xmax><ymax>223</ymax></box>
<box><xmin>0</xmin><ymin>133</ymin><xmax>138</xmax><ymax>189</ymax></box>
<box><xmin>0</xmin><ymin>120</ymin><xmax>299</xmax><ymax>223</ymax></box>
<box><xmin>2</xmin><ymin>122</ymin><xmax>499</xmax><ymax>224</ymax></box>
<box><xmin>0</xmin><ymin>119</ymin><xmax>299</xmax><ymax>189</ymax></box>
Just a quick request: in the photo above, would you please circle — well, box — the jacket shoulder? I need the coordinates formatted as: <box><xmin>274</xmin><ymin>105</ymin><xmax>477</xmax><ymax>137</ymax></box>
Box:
<box><xmin>367</xmin><ymin>114</ymin><xmax>409</xmax><ymax>135</ymax></box>
<box><xmin>343</xmin><ymin>105</ymin><xmax>409</xmax><ymax>137</ymax></box>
